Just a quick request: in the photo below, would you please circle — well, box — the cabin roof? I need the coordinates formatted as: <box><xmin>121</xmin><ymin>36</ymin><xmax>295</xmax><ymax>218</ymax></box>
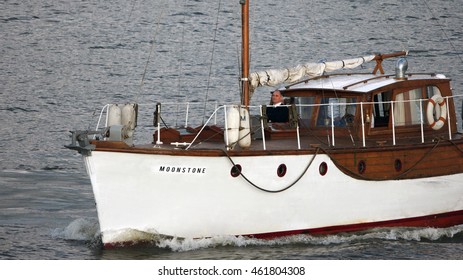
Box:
<box><xmin>284</xmin><ymin>73</ymin><xmax>448</xmax><ymax>93</ymax></box>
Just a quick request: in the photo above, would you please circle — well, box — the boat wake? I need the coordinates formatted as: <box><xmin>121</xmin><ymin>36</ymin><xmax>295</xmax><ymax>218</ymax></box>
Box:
<box><xmin>51</xmin><ymin>217</ymin><xmax>101</xmax><ymax>246</ymax></box>
<box><xmin>53</xmin><ymin>218</ymin><xmax>463</xmax><ymax>252</ymax></box>
<box><xmin>159</xmin><ymin>226</ymin><xmax>463</xmax><ymax>252</ymax></box>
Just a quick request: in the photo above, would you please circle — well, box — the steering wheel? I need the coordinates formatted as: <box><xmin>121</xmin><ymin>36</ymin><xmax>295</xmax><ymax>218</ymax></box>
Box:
<box><xmin>342</xmin><ymin>113</ymin><xmax>355</xmax><ymax>125</ymax></box>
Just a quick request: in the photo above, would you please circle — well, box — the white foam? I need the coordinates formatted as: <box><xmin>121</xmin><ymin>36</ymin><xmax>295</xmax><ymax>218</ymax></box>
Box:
<box><xmin>52</xmin><ymin>217</ymin><xmax>100</xmax><ymax>241</ymax></box>
<box><xmin>156</xmin><ymin>225</ymin><xmax>463</xmax><ymax>252</ymax></box>
<box><xmin>51</xmin><ymin>219</ymin><xmax>463</xmax><ymax>251</ymax></box>
<box><xmin>157</xmin><ymin>235</ymin><xmax>251</xmax><ymax>252</ymax></box>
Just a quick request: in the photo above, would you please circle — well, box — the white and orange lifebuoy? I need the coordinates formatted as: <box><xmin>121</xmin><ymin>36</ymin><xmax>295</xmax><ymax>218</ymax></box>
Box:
<box><xmin>426</xmin><ymin>94</ymin><xmax>447</xmax><ymax>130</ymax></box>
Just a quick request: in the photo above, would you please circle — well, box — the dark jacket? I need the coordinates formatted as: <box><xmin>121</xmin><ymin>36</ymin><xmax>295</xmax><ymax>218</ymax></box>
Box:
<box><xmin>266</xmin><ymin>105</ymin><xmax>289</xmax><ymax>122</ymax></box>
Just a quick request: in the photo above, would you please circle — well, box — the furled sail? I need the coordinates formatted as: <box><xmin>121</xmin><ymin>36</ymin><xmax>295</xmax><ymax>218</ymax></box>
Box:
<box><xmin>249</xmin><ymin>55</ymin><xmax>376</xmax><ymax>93</ymax></box>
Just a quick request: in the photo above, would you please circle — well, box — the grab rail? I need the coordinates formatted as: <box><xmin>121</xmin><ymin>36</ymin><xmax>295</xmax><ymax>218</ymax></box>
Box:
<box><xmin>93</xmin><ymin>94</ymin><xmax>463</xmax><ymax>149</ymax></box>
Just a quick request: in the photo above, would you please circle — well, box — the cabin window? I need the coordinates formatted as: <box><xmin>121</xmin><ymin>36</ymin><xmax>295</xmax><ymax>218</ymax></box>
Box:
<box><xmin>426</xmin><ymin>85</ymin><xmax>442</xmax><ymax>98</ymax></box>
<box><xmin>316</xmin><ymin>97</ymin><xmax>357</xmax><ymax>127</ymax></box>
<box><xmin>295</xmin><ymin>97</ymin><xmax>316</xmax><ymax>127</ymax></box>
<box><xmin>393</xmin><ymin>88</ymin><xmax>423</xmax><ymax>126</ymax></box>
<box><xmin>372</xmin><ymin>91</ymin><xmax>392</xmax><ymax>127</ymax></box>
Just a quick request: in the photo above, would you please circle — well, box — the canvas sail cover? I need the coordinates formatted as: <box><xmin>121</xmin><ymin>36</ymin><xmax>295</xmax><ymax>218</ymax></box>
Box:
<box><xmin>249</xmin><ymin>55</ymin><xmax>376</xmax><ymax>93</ymax></box>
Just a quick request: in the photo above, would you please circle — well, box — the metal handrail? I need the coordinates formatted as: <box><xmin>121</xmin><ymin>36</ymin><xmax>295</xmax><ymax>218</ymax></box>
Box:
<box><xmin>94</xmin><ymin>94</ymin><xmax>462</xmax><ymax>149</ymax></box>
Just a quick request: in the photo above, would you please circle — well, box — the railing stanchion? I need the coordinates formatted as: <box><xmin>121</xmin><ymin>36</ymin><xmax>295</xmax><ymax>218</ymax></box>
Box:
<box><xmin>214</xmin><ymin>101</ymin><xmax>218</xmax><ymax>125</ymax></box>
<box><xmin>223</xmin><ymin>105</ymin><xmax>229</xmax><ymax>149</ymax></box>
<box><xmin>420</xmin><ymin>100</ymin><xmax>425</xmax><ymax>143</ymax></box>
<box><xmin>330</xmin><ymin>103</ymin><xmax>335</xmax><ymax>147</ymax></box>
<box><xmin>361</xmin><ymin>102</ymin><xmax>366</xmax><ymax>147</ymax></box>
<box><xmin>175</xmin><ymin>103</ymin><xmax>179</xmax><ymax>127</ymax></box>
<box><xmin>95</xmin><ymin>104</ymin><xmax>110</xmax><ymax>139</ymax></box>
<box><xmin>391</xmin><ymin>101</ymin><xmax>396</xmax><ymax>145</ymax></box>
<box><xmin>259</xmin><ymin>105</ymin><xmax>267</xmax><ymax>150</ymax></box>
<box><xmin>155</xmin><ymin>103</ymin><xmax>163</xmax><ymax>145</ymax></box>
<box><xmin>185</xmin><ymin>102</ymin><xmax>190</xmax><ymax>128</ymax></box>
<box><xmin>446</xmin><ymin>96</ymin><xmax>452</xmax><ymax>140</ymax></box>
<box><xmin>98</xmin><ymin>104</ymin><xmax>110</xmax><ymax>131</ymax></box>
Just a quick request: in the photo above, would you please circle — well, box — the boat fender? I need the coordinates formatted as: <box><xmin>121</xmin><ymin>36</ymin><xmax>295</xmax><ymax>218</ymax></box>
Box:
<box><xmin>108</xmin><ymin>124</ymin><xmax>123</xmax><ymax>141</ymax></box>
<box><xmin>107</xmin><ymin>104</ymin><xmax>122</xmax><ymax>127</ymax></box>
<box><xmin>225</xmin><ymin>105</ymin><xmax>240</xmax><ymax>150</ymax></box>
<box><xmin>426</xmin><ymin>94</ymin><xmax>447</xmax><ymax>130</ymax></box>
<box><xmin>238</xmin><ymin>107</ymin><xmax>252</xmax><ymax>148</ymax></box>
<box><xmin>121</xmin><ymin>104</ymin><xmax>138</xmax><ymax>130</ymax></box>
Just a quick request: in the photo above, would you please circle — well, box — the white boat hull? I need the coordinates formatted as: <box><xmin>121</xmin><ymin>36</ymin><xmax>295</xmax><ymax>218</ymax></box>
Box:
<box><xmin>83</xmin><ymin>150</ymin><xmax>463</xmax><ymax>246</ymax></box>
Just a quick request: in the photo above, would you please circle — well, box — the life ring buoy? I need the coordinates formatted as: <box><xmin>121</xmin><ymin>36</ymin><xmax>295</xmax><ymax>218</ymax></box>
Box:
<box><xmin>426</xmin><ymin>94</ymin><xmax>447</xmax><ymax>130</ymax></box>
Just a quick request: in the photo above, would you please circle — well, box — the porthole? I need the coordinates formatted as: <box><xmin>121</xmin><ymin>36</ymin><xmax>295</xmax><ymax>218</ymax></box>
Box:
<box><xmin>358</xmin><ymin>160</ymin><xmax>366</xmax><ymax>174</ymax></box>
<box><xmin>277</xmin><ymin>164</ymin><xmax>287</xmax><ymax>177</ymax></box>
<box><xmin>319</xmin><ymin>162</ymin><xmax>328</xmax><ymax>176</ymax></box>
<box><xmin>394</xmin><ymin>159</ymin><xmax>402</xmax><ymax>172</ymax></box>
<box><xmin>230</xmin><ymin>164</ymin><xmax>242</xmax><ymax>177</ymax></box>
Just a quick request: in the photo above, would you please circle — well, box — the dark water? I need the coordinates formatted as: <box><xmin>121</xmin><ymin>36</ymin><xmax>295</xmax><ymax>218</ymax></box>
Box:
<box><xmin>1</xmin><ymin>0</ymin><xmax>463</xmax><ymax>260</ymax></box>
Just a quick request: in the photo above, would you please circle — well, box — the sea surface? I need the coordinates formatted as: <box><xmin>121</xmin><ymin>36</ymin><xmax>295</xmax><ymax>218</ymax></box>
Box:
<box><xmin>1</xmin><ymin>0</ymin><xmax>463</xmax><ymax>260</ymax></box>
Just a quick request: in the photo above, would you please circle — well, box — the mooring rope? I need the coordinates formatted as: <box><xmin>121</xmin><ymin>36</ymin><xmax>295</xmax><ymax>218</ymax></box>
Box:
<box><xmin>446</xmin><ymin>138</ymin><xmax>463</xmax><ymax>155</ymax></box>
<box><xmin>222</xmin><ymin>147</ymin><xmax>320</xmax><ymax>193</ymax></box>
<box><xmin>320</xmin><ymin>138</ymin><xmax>444</xmax><ymax>181</ymax></box>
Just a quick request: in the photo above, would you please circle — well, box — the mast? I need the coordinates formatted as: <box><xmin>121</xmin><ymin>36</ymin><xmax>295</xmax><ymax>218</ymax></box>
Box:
<box><xmin>240</xmin><ymin>0</ymin><xmax>250</xmax><ymax>106</ymax></box>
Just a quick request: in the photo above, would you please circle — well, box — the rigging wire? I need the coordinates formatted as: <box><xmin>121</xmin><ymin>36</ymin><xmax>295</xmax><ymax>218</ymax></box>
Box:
<box><xmin>175</xmin><ymin>0</ymin><xmax>188</xmax><ymax>128</ymax></box>
<box><xmin>202</xmin><ymin>0</ymin><xmax>223</xmax><ymax>124</ymax></box>
<box><xmin>245</xmin><ymin>0</ymin><xmax>257</xmax><ymax>104</ymax></box>
<box><xmin>376</xmin><ymin>1</ymin><xmax>408</xmax><ymax>52</ymax></box>
<box><xmin>423</xmin><ymin>0</ymin><xmax>463</xmax><ymax>65</ymax></box>
<box><xmin>321</xmin><ymin>75</ymin><xmax>357</xmax><ymax>148</ymax></box>
<box><xmin>126</xmin><ymin>0</ymin><xmax>139</xmax><ymax>104</ymax></box>
<box><xmin>236</xmin><ymin>42</ymin><xmax>242</xmax><ymax>100</ymax></box>
<box><xmin>235</xmin><ymin>1</ymin><xmax>246</xmax><ymax>103</ymax></box>
<box><xmin>128</xmin><ymin>1</ymin><xmax>138</xmax><ymax>21</ymax></box>
<box><xmin>97</xmin><ymin>1</ymin><xmax>141</xmax><ymax>104</ymax></box>
<box><xmin>140</xmin><ymin>11</ymin><xmax>165</xmax><ymax>90</ymax></box>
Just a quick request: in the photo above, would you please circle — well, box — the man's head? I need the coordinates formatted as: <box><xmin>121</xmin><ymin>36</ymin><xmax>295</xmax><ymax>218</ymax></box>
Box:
<box><xmin>271</xmin><ymin>90</ymin><xmax>284</xmax><ymax>105</ymax></box>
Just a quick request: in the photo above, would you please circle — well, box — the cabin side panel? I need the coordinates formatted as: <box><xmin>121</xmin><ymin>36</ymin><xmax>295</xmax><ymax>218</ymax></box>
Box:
<box><xmin>328</xmin><ymin>141</ymin><xmax>463</xmax><ymax>180</ymax></box>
